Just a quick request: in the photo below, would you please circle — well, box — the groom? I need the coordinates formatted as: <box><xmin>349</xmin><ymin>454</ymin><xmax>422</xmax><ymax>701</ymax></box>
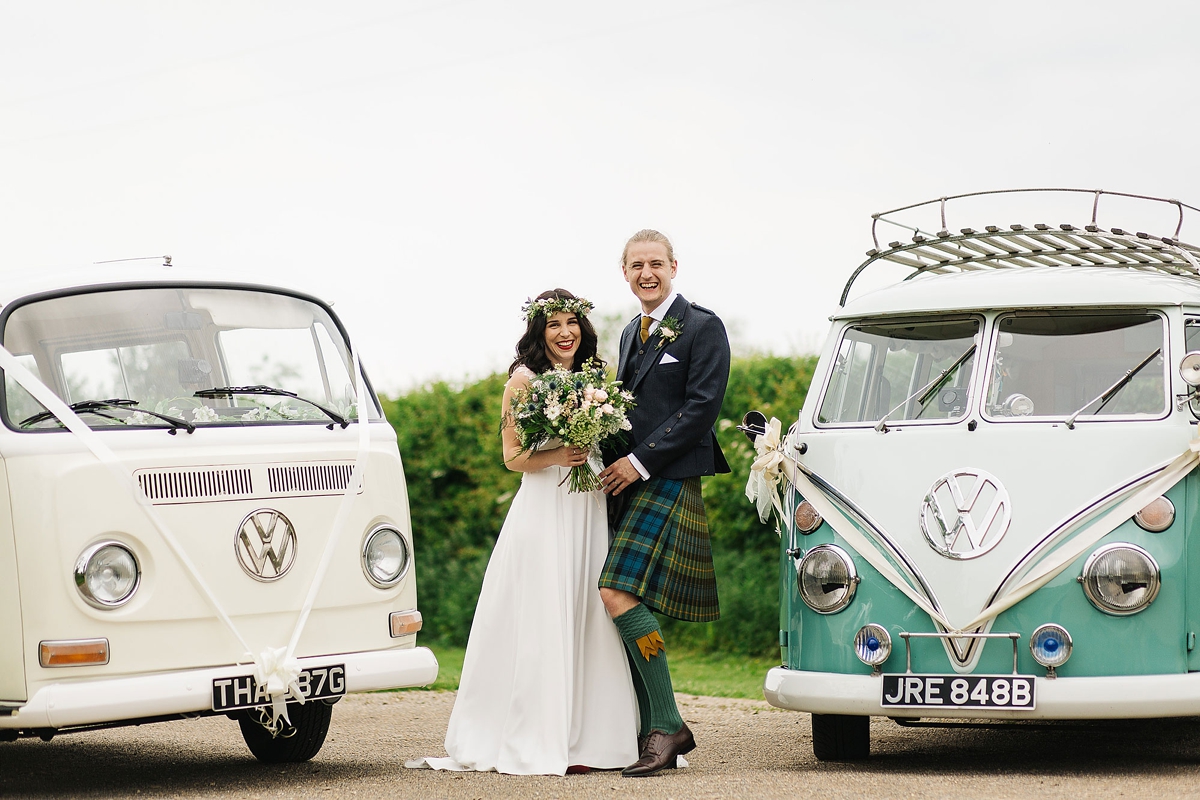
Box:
<box><xmin>598</xmin><ymin>229</ymin><xmax>730</xmax><ymax>777</ymax></box>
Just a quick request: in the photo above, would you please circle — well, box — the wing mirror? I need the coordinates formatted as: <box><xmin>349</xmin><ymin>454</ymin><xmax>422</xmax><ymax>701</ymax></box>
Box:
<box><xmin>737</xmin><ymin>410</ymin><xmax>767</xmax><ymax>444</ymax></box>
<box><xmin>1180</xmin><ymin>352</ymin><xmax>1200</xmax><ymax>387</ymax></box>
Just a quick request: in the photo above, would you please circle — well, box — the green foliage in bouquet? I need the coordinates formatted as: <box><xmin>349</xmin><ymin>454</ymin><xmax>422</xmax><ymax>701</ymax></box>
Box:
<box><xmin>507</xmin><ymin>360</ymin><xmax>633</xmax><ymax>493</ymax></box>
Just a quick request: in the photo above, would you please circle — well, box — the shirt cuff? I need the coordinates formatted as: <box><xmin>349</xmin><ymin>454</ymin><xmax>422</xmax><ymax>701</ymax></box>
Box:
<box><xmin>627</xmin><ymin>453</ymin><xmax>650</xmax><ymax>481</ymax></box>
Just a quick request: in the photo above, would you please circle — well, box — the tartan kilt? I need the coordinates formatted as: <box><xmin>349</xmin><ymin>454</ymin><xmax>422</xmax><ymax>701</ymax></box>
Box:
<box><xmin>599</xmin><ymin>476</ymin><xmax>719</xmax><ymax>622</ymax></box>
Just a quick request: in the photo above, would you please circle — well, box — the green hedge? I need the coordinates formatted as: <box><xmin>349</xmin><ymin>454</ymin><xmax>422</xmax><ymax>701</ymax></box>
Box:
<box><xmin>382</xmin><ymin>354</ymin><xmax>817</xmax><ymax>657</ymax></box>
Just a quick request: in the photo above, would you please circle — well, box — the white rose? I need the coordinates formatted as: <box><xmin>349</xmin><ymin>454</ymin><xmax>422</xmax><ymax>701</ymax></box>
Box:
<box><xmin>600</xmin><ymin>403</ymin><xmax>614</xmax><ymax>415</ymax></box>
<box><xmin>594</xmin><ymin>388</ymin><xmax>608</xmax><ymax>402</ymax></box>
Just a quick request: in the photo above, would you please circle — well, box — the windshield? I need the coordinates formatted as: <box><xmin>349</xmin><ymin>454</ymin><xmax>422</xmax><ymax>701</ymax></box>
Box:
<box><xmin>984</xmin><ymin>312</ymin><xmax>1166</xmax><ymax>421</ymax></box>
<box><xmin>1</xmin><ymin>287</ymin><xmax>379</xmax><ymax>431</ymax></box>
<box><xmin>818</xmin><ymin>318</ymin><xmax>979</xmax><ymax>426</ymax></box>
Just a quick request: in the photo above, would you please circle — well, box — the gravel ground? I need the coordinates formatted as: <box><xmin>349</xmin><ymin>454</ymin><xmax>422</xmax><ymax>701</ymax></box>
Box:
<box><xmin>5</xmin><ymin>691</ymin><xmax>1200</xmax><ymax>799</ymax></box>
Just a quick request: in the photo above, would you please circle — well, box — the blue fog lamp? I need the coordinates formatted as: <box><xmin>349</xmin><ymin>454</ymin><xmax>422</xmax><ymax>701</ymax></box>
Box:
<box><xmin>854</xmin><ymin>623</ymin><xmax>892</xmax><ymax>672</ymax></box>
<box><xmin>1029</xmin><ymin>623</ymin><xmax>1072</xmax><ymax>677</ymax></box>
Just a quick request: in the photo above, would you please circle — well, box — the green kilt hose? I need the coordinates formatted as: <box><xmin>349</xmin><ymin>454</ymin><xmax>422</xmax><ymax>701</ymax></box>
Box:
<box><xmin>599</xmin><ymin>476</ymin><xmax>719</xmax><ymax>622</ymax></box>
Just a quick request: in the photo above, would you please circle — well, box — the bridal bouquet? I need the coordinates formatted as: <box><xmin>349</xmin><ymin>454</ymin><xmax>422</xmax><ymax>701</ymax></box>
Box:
<box><xmin>509</xmin><ymin>359</ymin><xmax>634</xmax><ymax>493</ymax></box>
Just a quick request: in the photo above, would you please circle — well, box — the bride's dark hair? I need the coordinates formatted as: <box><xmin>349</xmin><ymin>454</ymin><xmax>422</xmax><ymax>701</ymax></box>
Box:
<box><xmin>509</xmin><ymin>288</ymin><xmax>604</xmax><ymax>376</ymax></box>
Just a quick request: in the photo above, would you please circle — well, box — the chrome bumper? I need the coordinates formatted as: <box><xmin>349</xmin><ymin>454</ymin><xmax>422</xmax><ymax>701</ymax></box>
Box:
<box><xmin>764</xmin><ymin>666</ymin><xmax>1200</xmax><ymax>719</ymax></box>
<box><xmin>2</xmin><ymin>646</ymin><xmax>438</xmax><ymax>730</ymax></box>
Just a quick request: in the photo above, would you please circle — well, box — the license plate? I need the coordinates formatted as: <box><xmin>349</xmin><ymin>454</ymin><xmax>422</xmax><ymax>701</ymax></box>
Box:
<box><xmin>211</xmin><ymin>664</ymin><xmax>346</xmax><ymax>712</ymax></box>
<box><xmin>881</xmin><ymin>674</ymin><xmax>1035</xmax><ymax>710</ymax></box>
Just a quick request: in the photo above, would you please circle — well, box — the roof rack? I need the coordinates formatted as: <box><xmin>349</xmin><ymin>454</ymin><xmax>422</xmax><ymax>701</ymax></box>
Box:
<box><xmin>839</xmin><ymin>188</ymin><xmax>1200</xmax><ymax>306</ymax></box>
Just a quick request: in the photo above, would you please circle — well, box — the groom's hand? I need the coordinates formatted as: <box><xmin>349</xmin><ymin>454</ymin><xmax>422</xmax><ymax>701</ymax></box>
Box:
<box><xmin>599</xmin><ymin>457</ymin><xmax>641</xmax><ymax>496</ymax></box>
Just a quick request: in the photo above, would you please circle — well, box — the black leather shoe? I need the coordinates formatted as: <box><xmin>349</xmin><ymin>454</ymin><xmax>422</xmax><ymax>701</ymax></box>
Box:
<box><xmin>621</xmin><ymin>723</ymin><xmax>695</xmax><ymax>777</ymax></box>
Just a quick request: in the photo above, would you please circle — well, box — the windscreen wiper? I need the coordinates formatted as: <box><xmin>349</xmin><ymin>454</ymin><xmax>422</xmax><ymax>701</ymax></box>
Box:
<box><xmin>875</xmin><ymin>344</ymin><xmax>977</xmax><ymax>433</ymax></box>
<box><xmin>1064</xmin><ymin>348</ymin><xmax>1162</xmax><ymax>430</ymax></box>
<box><xmin>194</xmin><ymin>385</ymin><xmax>350</xmax><ymax>428</ymax></box>
<box><xmin>20</xmin><ymin>398</ymin><xmax>196</xmax><ymax>434</ymax></box>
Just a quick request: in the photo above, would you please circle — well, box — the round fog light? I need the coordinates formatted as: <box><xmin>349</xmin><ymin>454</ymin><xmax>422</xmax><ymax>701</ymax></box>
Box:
<box><xmin>797</xmin><ymin>545</ymin><xmax>858</xmax><ymax>614</ymax></box>
<box><xmin>362</xmin><ymin>525</ymin><xmax>410</xmax><ymax>588</ymax></box>
<box><xmin>1134</xmin><ymin>496</ymin><xmax>1175</xmax><ymax>533</ymax></box>
<box><xmin>1081</xmin><ymin>543</ymin><xmax>1160</xmax><ymax>615</ymax></box>
<box><xmin>854</xmin><ymin>624</ymin><xmax>892</xmax><ymax>667</ymax></box>
<box><xmin>1029</xmin><ymin>624</ymin><xmax>1073</xmax><ymax>669</ymax></box>
<box><xmin>75</xmin><ymin>542</ymin><xmax>140</xmax><ymax>608</ymax></box>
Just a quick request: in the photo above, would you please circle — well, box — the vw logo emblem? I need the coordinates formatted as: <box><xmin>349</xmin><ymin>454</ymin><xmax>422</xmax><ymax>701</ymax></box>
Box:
<box><xmin>919</xmin><ymin>469</ymin><xmax>1011</xmax><ymax>560</ymax></box>
<box><xmin>235</xmin><ymin>509</ymin><xmax>297</xmax><ymax>581</ymax></box>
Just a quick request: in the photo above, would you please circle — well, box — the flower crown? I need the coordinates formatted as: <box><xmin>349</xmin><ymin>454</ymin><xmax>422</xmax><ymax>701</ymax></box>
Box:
<box><xmin>521</xmin><ymin>295</ymin><xmax>594</xmax><ymax>322</ymax></box>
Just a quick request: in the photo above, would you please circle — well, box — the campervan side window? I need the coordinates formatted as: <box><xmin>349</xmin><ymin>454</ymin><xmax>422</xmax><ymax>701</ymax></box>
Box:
<box><xmin>817</xmin><ymin>318</ymin><xmax>980</xmax><ymax>426</ymax></box>
<box><xmin>1185</xmin><ymin>318</ymin><xmax>1200</xmax><ymax>355</ymax></box>
<box><xmin>984</xmin><ymin>312</ymin><xmax>1167</xmax><ymax>421</ymax></box>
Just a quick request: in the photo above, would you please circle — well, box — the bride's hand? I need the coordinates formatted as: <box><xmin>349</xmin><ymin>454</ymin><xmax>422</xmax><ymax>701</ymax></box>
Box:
<box><xmin>550</xmin><ymin>446</ymin><xmax>589</xmax><ymax>468</ymax></box>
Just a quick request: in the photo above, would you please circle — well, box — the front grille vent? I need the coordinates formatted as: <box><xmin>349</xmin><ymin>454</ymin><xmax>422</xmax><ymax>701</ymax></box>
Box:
<box><xmin>268</xmin><ymin>463</ymin><xmax>357</xmax><ymax>496</ymax></box>
<box><xmin>136</xmin><ymin>467</ymin><xmax>254</xmax><ymax>503</ymax></box>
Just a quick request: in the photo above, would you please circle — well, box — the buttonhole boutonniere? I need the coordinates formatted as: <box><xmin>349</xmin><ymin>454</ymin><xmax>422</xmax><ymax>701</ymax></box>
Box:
<box><xmin>656</xmin><ymin>316</ymin><xmax>682</xmax><ymax>349</ymax></box>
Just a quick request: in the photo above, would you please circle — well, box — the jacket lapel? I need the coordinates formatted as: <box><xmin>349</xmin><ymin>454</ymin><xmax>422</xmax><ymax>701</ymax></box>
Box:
<box><xmin>630</xmin><ymin>295</ymin><xmax>689</xmax><ymax>392</ymax></box>
<box><xmin>616</xmin><ymin>316</ymin><xmax>639</xmax><ymax>386</ymax></box>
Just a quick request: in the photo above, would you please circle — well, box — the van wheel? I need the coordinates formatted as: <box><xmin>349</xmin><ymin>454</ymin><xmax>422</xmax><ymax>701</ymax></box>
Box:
<box><xmin>237</xmin><ymin>701</ymin><xmax>333</xmax><ymax>763</ymax></box>
<box><xmin>811</xmin><ymin>713</ymin><xmax>869</xmax><ymax>760</ymax></box>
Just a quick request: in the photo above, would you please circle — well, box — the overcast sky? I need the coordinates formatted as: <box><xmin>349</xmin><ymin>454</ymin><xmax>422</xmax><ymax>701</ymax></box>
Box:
<box><xmin>3</xmin><ymin>1</ymin><xmax>1198</xmax><ymax>393</ymax></box>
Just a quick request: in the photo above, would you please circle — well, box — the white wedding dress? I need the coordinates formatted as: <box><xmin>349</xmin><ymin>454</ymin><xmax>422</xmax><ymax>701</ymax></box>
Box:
<box><xmin>410</xmin><ymin>436</ymin><xmax>639</xmax><ymax>774</ymax></box>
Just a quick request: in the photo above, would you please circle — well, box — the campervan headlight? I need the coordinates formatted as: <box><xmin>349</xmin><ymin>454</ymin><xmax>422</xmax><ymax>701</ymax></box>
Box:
<box><xmin>74</xmin><ymin>542</ymin><xmax>140</xmax><ymax>608</ymax></box>
<box><xmin>362</xmin><ymin>525</ymin><xmax>410</xmax><ymax>588</ymax></box>
<box><xmin>1080</xmin><ymin>543</ymin><xmax>1160</xmax><ymax>615</ymax></box>
<box><xmin>797</xmin><ymin>545</ymin><xmax>858</xmax><ymax>614</ymax></box>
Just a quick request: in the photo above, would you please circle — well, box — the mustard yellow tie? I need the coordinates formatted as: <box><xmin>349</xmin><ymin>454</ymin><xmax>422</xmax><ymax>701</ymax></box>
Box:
<box><xmin>639</xmin><ymin>315</ymin><xmax>652</xmax><ymax>343</ymax></box>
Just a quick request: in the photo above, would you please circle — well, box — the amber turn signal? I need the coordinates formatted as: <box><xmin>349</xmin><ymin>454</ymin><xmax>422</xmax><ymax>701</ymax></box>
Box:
<box><xmin>1134</xmin><ymin>496</ymin><xmax>1175</xmax><ymax>533</ymax></box>
<box><xmin>39</xmin><ymin>638</ymin><xmax>109</xmax><ymax>668</ymax></box>
<box><xmin>389</xmin><ymin>610</ymin><xmax>423</xmax><ymax>638</ymax></box>
<box><xmin>794</xmin><ymin>500</ymin><xmax>823</xmax><ymax>534</ymax></box>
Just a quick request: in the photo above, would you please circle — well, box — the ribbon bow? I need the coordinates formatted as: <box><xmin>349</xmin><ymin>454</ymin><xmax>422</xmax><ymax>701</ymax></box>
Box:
<box><xmin>745</xmin><ymin>416</ymin><xmax>787</xmax><ymax>534</ymax></box>
<box><xmin>254</xmin><ymin>646</ymin><xmax>304</xmax><ymax>727</ymax></box>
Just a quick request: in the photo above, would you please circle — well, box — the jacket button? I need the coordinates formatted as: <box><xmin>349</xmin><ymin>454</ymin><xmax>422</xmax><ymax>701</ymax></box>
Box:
<box><xmin>677</xmin><ymin>413</ymin><xmax>682</xmax><ymax>418</ymax></box>
<box><xmin>648</xmin><ymin>443</ymin><xmax>656</xmax><ymax>448</ymax></box>
<box><xmin>639</xmin><ymin>349</ymin><xmax>644</xmax><ymax>355</ymax></box>
<box><xmin>665</xmin><ymin>427</ymin><xmax>671</xmax><ymax>433</ymax></box>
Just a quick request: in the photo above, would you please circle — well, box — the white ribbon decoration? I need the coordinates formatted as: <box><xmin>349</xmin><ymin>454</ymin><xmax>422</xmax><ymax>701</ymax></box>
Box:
<box><xmin>254</xmin><ymin>646</ymin><xmax>305</xmax><ymax>727</ymax></box>
<box><xmin>268</xmin><ymin>348</ymin><xmax>371</xmax><ymax>725</ymax></box>
<box><xmin>0</xmin><ymin>345</ymin><xmax>256</xmax><ymax>657</ymax></box>
<box><xmin>960</xmin><ymin>437</ymin><xmax>1200</xmax><ymax>631</ymax></box>
<box><xmin>0</xmin><ymin>338</ymin><xmax>372</xmax><ymax>728</ymax></box>
<box><xmin>748</xmin><ymin>416</ymin><xmax>953</xmax><ymax>627</ymax></box>
<box><xmin>773</xmin><ymin>417</ymin><xmax>1200</xmax><ymax>634</ymax></box>
<box><xmin>783</xmin><ymin>454</ymin><xmax>957</xmax><ymax>631</ymax></box>
<box><xmin>745</xmin><ymin>417</ymin><xmax>786</xmax><ymax>533</ymax></box>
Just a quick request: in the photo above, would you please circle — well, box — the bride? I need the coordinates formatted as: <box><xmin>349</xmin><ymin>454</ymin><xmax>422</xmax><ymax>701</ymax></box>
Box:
<box><xmin>412</xmin><ymin>289</ymin><xmax>639</xmax><ymax>775</ymax></box>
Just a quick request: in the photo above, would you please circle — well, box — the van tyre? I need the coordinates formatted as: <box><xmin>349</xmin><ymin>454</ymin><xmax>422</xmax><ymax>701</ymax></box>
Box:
<box><xmin>811</xmin><ymin>713</ymin><xmax>869</xmax><ymax>761</ymax></box>
<box><xmin>238</xmin><ymin>700</ymin><xmax>333</xmax><ymax>763</ymax></box>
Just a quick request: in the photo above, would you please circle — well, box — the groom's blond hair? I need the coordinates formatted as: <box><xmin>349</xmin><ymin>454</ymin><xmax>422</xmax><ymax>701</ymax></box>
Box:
<box><xmin>621</xmin><ymin>229</ymin><xmax>675</xmax><ymax>266</ymax></box>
